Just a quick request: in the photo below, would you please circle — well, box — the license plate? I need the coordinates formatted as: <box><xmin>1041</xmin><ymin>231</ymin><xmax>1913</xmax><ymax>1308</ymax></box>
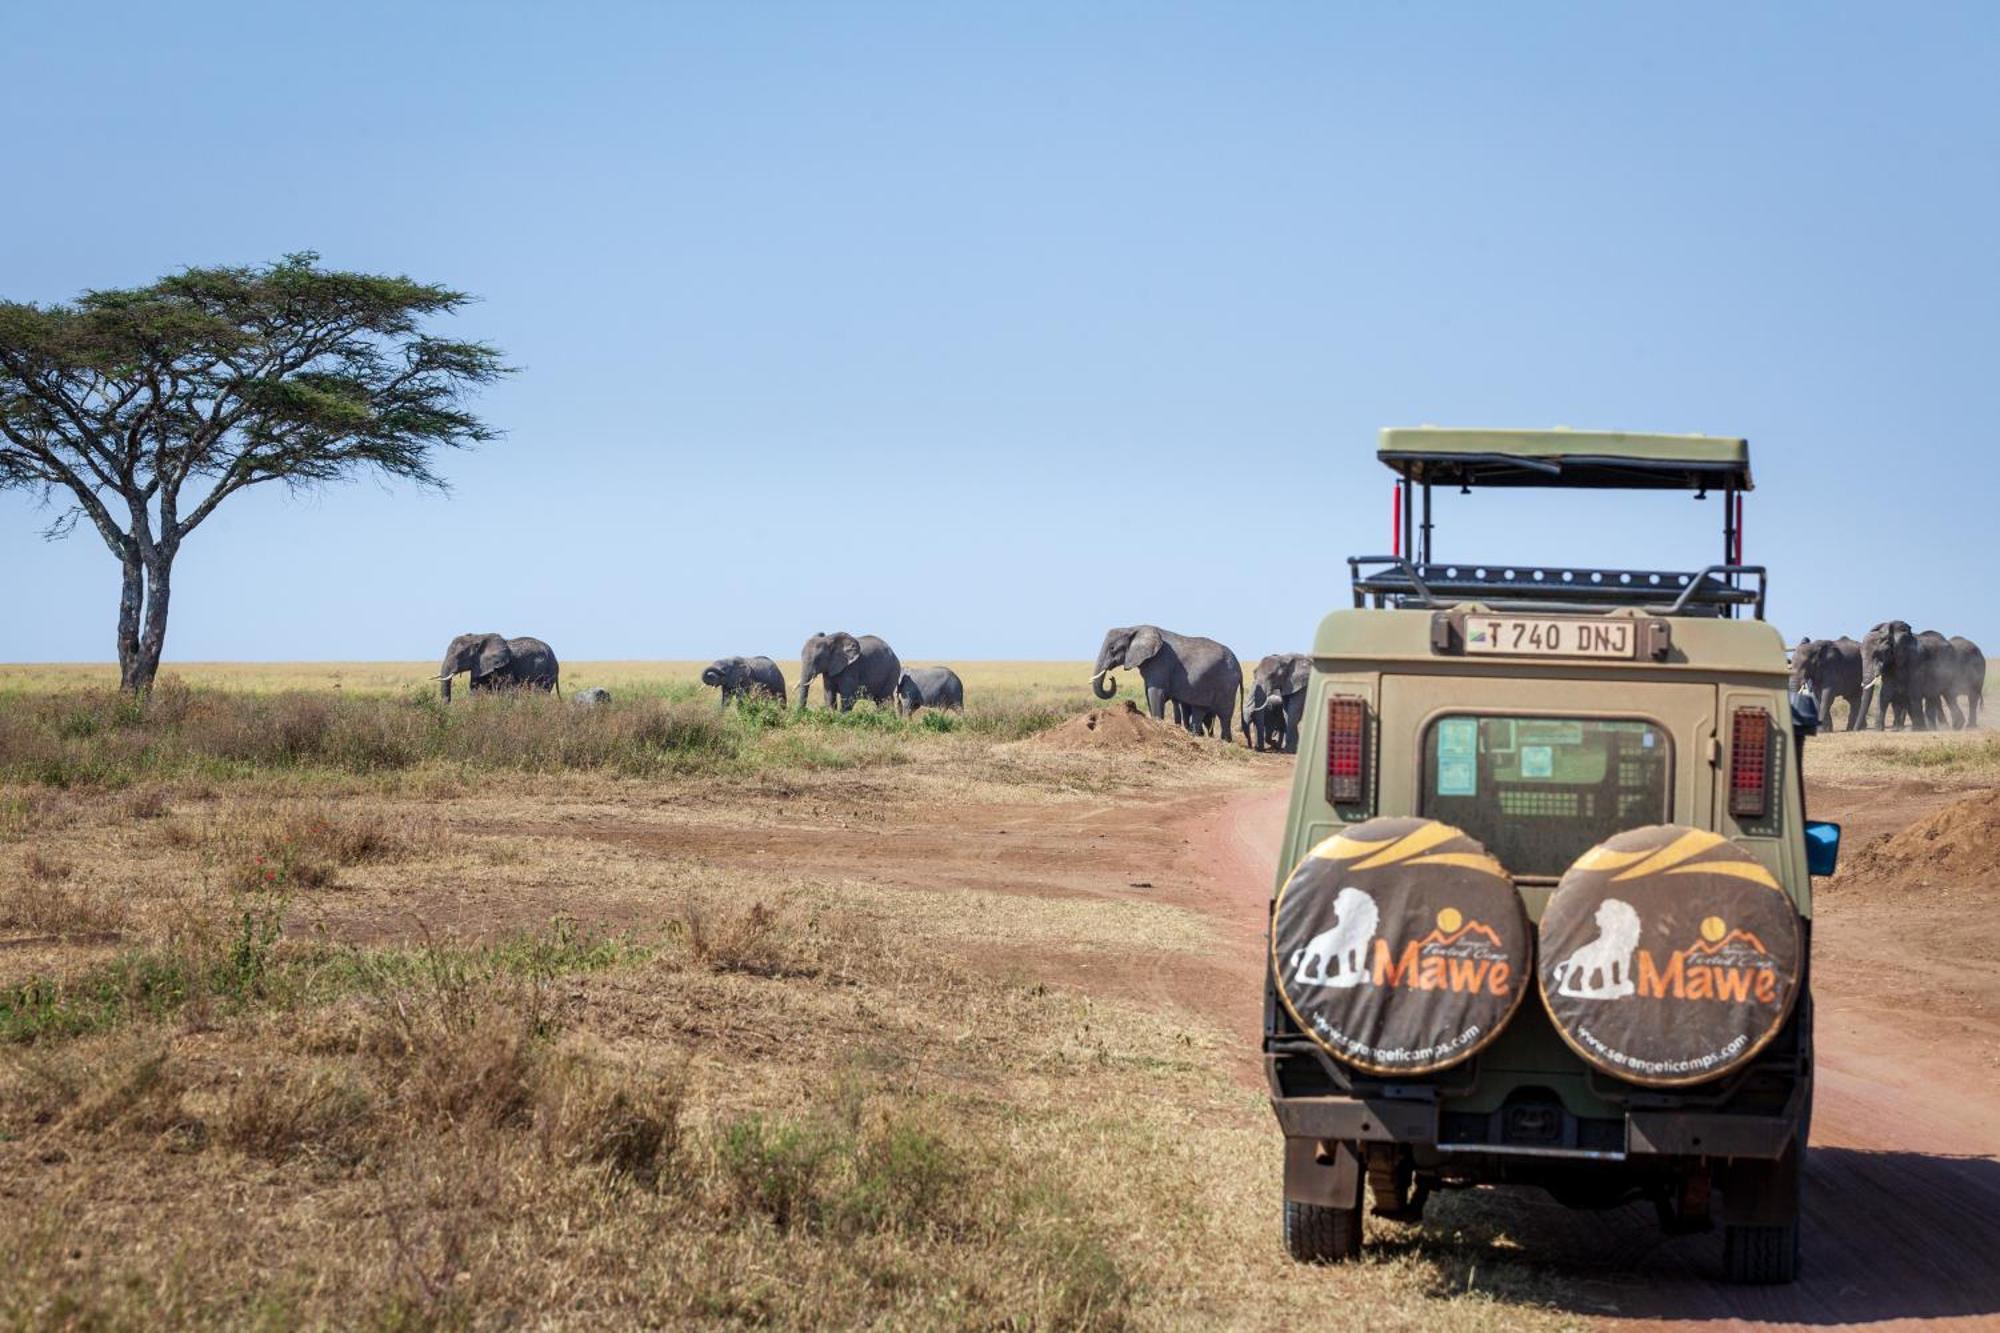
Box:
<box><xmin>1463</xmin><ymin>616</ymin><xmax>1635</xmax><ymax>659</ymax></box>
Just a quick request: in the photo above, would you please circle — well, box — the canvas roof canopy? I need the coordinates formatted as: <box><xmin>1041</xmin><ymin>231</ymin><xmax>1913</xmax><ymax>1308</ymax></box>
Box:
<box><xmin>1378</xmin><ymin>428</ymin><xmax>1753</xmax><ymax>492</ymax></box>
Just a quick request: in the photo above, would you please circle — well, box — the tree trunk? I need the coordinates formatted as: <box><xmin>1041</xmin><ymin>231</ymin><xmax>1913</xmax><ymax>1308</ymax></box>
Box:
<box><xmin>116</xmin><ymin>555</ymin><xmax>147</xmax><ymax>692</ymax></box>
<box><xmin>129</xmin><ymin>554</ymin><xmax>173</xmax><ymax>695</ymax></box>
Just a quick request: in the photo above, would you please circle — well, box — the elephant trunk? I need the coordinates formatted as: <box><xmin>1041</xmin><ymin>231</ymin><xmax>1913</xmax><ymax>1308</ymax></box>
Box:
<box><xmin>796</xmin><ymin>678</ymin><xmax>812</xmax><ymax>709</ymax></box>
<box><xmin>1090</xmin><ymin>668</ymin><xmax>1118</xmax><ymax>701</ymax></box>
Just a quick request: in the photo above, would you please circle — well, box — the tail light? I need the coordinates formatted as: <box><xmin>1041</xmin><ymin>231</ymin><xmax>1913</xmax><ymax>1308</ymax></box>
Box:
<box><xmin>1729</xmin><ymin>708</ymin><xmax>1771</xmax><ymax>819</ymax></box>
<box><xmin>1327</xmin><ymin>697</ymin><xmax>1369</xmax><ymax>803</ymax></box>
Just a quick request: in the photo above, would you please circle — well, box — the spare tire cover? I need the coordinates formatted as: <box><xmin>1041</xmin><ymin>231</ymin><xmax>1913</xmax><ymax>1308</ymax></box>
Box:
<box><xmin>1271</xmin><ymin>817</ymin><xmax>1531</xmax><ymax>1076</ymax></box>
<box><xmin>1538</xmin><ymin>825</ymin><xmax>1803</xmax><ymax>1088</ymax></box>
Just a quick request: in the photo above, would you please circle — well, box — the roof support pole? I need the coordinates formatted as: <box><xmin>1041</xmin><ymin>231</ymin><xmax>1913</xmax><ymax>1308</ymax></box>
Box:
<box><xmin>1722</xmin><ymin>483</ymin><xmax>1739</xmax><ymax>617</ymax></box>
<box><xmin>1400</xmin><ymin>478</ymin><xmax>1415</xmax><ymax>564</ymax></box>
<box><xmin>1420</xmin><ymin>484</ymin><xmax>1434</xmax><ymax>565</ymax></box>
<box><xmin>1722</xmin><ymin>483</ymin><xmax>1737</xmax><ymax>566</ymax></box>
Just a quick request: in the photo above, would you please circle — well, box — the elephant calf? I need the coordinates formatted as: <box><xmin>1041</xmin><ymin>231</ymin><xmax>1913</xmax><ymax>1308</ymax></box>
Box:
<box><xmin>572</xmin><ymin>687</ymin><xmax>612</xmax><ymax>707</ymax></box>
<box><xmin>896</xmin><ymin>666</ymin><xmax>964</xmax><ymax>715</ymax></box>
<box><xmin>1247</xmin><ymin>652</ymin><xmax>1310</xmax><ymax>753</ymax></box>
<box><xmin>702</xmin><ymin>656</ymin><xmax>787</xmax><ymax>707</ymax></box>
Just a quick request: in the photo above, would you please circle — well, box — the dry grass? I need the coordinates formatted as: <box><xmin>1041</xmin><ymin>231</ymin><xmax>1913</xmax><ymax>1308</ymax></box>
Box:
<box><xmin>0</xmin><ymin>674</ymin><xmax>1188</xmax><ymax>794</ymax></box>
<box><xmin>0</xmin><ymin>729</ymin><xmax>1577</xmax><ymax>1330</ymax></box>
<box><xmin>0</xmin><ymin>658</ymin><xmax>1113</xmax><ymax>700</ymax></box>
<box><xmin>1802</xmin><ymin>726</ymin><xmax>2000</xmax><ymax>789</ymax></box>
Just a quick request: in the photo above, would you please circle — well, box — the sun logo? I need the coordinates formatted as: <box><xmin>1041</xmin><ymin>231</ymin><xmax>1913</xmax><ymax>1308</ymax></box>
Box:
<box><xmin>1437</xmin><ymin>907</ymin><xmax>1463</xmax><ymax>933</ymax></box>
<box><xmin>1700</xmin><ymin>915</ymin><xmax>1727</xmax><ymax>944</ymax></box>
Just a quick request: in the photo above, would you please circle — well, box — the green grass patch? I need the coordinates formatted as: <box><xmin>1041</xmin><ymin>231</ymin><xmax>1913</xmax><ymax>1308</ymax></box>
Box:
<box><xmin>0</xmin><ymin>906</ymin><xmax>641</xmax><ymax>1045</ymax></box>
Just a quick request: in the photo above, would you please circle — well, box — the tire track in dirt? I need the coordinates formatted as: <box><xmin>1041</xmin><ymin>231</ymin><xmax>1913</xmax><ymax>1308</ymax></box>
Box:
<box><xmin>1179</xmin><ymin>781</ymin><xmax>2000</xmax><ymax>1329</ymax></box>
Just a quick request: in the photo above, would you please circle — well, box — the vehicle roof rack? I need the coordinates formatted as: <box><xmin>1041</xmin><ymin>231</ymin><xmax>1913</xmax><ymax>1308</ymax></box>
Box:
<box><xmin>1378</xmin><ymin>427</ymin><xmax>1753</xmax><ymax>492</ymax></box>
<box><xmin>1348</xmin><ymin>556</ymin><xmax>1767</xmax><ymax>619</ymax></box>
<box><xmin>1364</xmin><ymin>427</ymin><xmax>1763</xmax><ymax>618</ymax></box>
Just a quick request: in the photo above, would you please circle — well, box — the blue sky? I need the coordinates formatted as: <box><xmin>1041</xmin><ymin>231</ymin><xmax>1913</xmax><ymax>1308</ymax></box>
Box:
<box><xmin>4</xmin><ymin>3</ymin><xmax>1997</xmax><ymax>664</ymax></box>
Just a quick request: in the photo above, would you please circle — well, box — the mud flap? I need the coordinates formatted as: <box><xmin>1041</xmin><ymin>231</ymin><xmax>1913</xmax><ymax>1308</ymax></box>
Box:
<box><xmin>1284</xmin><ymin>1137</ymin><xmax>1363</xmax><ymax>1210</ymax></box>
<box><xmin>1717</xmin><ymin>1139</ymin><xmax>1802</xmax><ymax>1227</ymax></box>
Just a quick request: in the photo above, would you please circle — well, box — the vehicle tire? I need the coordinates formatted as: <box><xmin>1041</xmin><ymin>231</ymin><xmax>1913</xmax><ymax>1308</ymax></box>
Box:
<box><xmin>1722</xmin><ymin>1219</ymin><xmax>1799</xmax><ymax>1285</ymax></box>
<box><xmin>1284</xmin><ymin>1198</ymin><xmax>1363</xmax><ymax>1263</ymax></box>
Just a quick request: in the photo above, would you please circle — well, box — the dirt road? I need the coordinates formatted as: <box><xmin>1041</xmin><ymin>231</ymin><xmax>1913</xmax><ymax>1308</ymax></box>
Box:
<box><xmin>1183</xmin><ymin>782</ymin><xmax>2000</xmax><ymax>1330</ymax></box>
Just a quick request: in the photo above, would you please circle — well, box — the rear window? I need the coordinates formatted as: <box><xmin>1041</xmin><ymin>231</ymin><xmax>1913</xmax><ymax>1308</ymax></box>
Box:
<box><xmin>1420</xmin><ymin>716</ymin><xmax>1672</xmax><ymax>878</ymax></box>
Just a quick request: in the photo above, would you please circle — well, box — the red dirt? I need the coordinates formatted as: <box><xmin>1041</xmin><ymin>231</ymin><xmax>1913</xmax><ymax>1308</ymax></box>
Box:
<box><xmin>1025</xmin><ymin>700</ymin><xmax>1210</xmax><ymax>752</ymax></box>
<box><xmin>1841</xmin><ymin>785</ymin><xmax>2000</xmax><ymax>889</ymax></box>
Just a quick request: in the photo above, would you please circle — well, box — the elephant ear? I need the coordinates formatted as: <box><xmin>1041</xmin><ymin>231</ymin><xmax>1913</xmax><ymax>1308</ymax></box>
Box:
<box><xmin>1128</xmin><ymin>627</ymin><xmax>1164</xmax><ymax>667</ymax></box>
<box><xmin>834</xmin><ymin>633</ymin><xmax>863</xmax><ymax>667</ymax></box>
<box><xmin>1273</xmin><ymin>655</ymin><xmax>1309</xmax><ymax>696</ymax></box>
<box><xmin>475</xmin><ymin>634</ymin><xmax>514</xmax><ymax>676</ymax></box>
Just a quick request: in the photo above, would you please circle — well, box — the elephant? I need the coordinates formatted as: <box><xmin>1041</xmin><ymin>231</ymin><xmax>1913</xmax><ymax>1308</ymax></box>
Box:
<box><xmin>702</xmin><ymin>656</ymin><xmax>787</xmax><ymax>708</ymax></box>
<box><xmin>572</xmin><ymin>687</ymin><xmax>612</xmax><ymax>706</ymax></box>
<box><xmin>1243</xmin><ymin>691</ymin><xmax>1288</xmax><ymax>752</ymax></box>
<box><xmin>896</xmin><ymin>665</ymin><xmax>964</xmax><ymax>715</ymax></box>
<box><xmin>1789</xmin><ymin>637</ymin><xmax>1866</xmax><ymax>731</ymax></box>
<box><xmin>1860</xmin><ymin>621</ymin><xmax>1961</xmax><ymax>730</ymax></box>
<box><xmin>1090</xmin><ymin>625</ymin><xmax>1243</xmax><ymax>742</ymax></box>
<box><xmin>1946</xmin><ymin>636</ymin><xmax>1986</xmax><ymax>728</ymax></box>
<box><xmin>436</xmin><ymin>633</ymin><xmax>559</xmax><ymax>701</ymax></box>
<box><xmin>1246</xmin><ymin>652</ymin><xmax>1311</xmax><ymax>753</ymax></box>
<box><xmin>797</xmin><ymin>632</ymin><xmax>902</xmax><ymax>711</ymax></box>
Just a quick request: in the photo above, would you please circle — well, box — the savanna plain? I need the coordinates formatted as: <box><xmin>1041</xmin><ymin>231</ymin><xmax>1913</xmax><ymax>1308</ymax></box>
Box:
<box><xmin>3</xmin><ymin>662</ymin><xmax>1999</xmax><ymax>1331</ymax></box>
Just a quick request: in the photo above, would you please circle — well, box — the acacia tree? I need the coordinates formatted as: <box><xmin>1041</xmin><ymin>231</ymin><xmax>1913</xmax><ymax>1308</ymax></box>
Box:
<box><xmin>0</xmin><ymin>254</ymin><xmax>508</xmax><ymax>692</ymax></box>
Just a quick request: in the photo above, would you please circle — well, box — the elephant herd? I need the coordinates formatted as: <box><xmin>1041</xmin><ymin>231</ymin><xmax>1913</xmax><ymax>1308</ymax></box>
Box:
<box><xmin>1792</xmin><ymin>622</ymin><xmax>1986</xmax><ymax>731</ymax></box>
<box><xmin>431</xmin><ymin>623</ymin><xmax>1311</xmax><ymax>750</ymax></box>
<box><xmin>433</xmin><ymin>630</ymin><xmax>966</xmax><ymax>716</ymax></box>
<box><xmin>1090</xmin><ymin>624</ymin><xmax>1310</xmax><ymax>752</ymax></box>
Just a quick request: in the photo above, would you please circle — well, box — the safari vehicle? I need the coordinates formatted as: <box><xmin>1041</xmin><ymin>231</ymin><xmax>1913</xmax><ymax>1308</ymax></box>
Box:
<box><xmin>1265</xmin><ymin>429</ymin><xmax>1841</xmax><ymax>1285</ymax></box>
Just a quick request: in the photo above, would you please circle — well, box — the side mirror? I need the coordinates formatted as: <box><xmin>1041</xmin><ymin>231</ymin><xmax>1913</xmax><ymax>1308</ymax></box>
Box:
<box><xmin>1804</xmin><ymin>820</ymin><xmax>1841</xmax><ymax>877</ymax></box>
<box><xmin>1790</xmin><ymin>691</ymin><xmax>1822</xmax><ymax>737</ymax></box>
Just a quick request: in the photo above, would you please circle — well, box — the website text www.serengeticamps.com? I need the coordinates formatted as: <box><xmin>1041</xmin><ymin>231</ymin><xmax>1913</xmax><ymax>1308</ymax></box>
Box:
<box><xmin>1577</xmin><ymin>1027</ymin><xmax>1749</xmax><ymax>1077</ymax></box>
<box><xmin>1313</xmin><ymin>1015</ymin><xmax>1482</xmax><ymax>1068</ymax></box>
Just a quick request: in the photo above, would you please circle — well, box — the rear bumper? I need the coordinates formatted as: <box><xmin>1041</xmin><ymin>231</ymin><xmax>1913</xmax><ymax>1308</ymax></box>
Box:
<box><xmin>1271</xmin><ymin>1089</ymin><xmax>1800</xmax><ymax>1162</ymax></box>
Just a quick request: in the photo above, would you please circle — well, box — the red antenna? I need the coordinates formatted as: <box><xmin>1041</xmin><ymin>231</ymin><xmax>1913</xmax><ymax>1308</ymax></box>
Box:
<box><xmin>1392</xmin><ymin>482</ymin><xmax>1402</xmax><ymax>558</ymax></box>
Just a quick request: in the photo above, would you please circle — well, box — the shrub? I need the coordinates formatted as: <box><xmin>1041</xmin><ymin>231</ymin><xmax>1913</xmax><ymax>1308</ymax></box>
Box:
<box><xmin>838</xmin><ymin>1118</ymin><xmax>963</xmax><ymax>1236</ymax></box>
<box><xmin>719</xmin><ymin>1114</ymin><xmax>837</xmax><ymax>1230</ymax></box>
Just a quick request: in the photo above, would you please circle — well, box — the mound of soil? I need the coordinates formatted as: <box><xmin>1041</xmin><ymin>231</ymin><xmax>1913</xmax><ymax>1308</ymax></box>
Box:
<box><xmin>1841</xmin><ymin>787</ymin><xmax>2000</xmax><ymax>891</ymax></box>
<box><xmin>1028</xmin><ymin>701</ymin><xmax>1209</xmax><ymax>753</ymax></box>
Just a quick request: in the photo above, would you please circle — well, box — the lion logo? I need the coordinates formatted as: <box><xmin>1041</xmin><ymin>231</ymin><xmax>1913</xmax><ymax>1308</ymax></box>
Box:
<box><xmin>1550</xmin><ymin>898</ymin><xmax>1641</xmax><ymax>999</ymax></box>
<box><xmin>1289</xmin><ymin>886</ymin><xmax>1380</xmax><ymax>989</ymax></box>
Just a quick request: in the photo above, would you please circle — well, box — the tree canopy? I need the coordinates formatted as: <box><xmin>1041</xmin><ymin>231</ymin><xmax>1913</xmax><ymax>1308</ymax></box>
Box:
<box><xmin>0</xmin><ymin>253</ymin><xmax>508</xmax><ymax>690</ymax></box>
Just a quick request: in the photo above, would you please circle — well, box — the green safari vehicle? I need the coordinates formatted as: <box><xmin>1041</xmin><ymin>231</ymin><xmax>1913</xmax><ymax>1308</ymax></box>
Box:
<box><xmin>1265</xmin><ymin>429</ymin><xmax>1840</xmax><ymax>1285</ymax></box>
